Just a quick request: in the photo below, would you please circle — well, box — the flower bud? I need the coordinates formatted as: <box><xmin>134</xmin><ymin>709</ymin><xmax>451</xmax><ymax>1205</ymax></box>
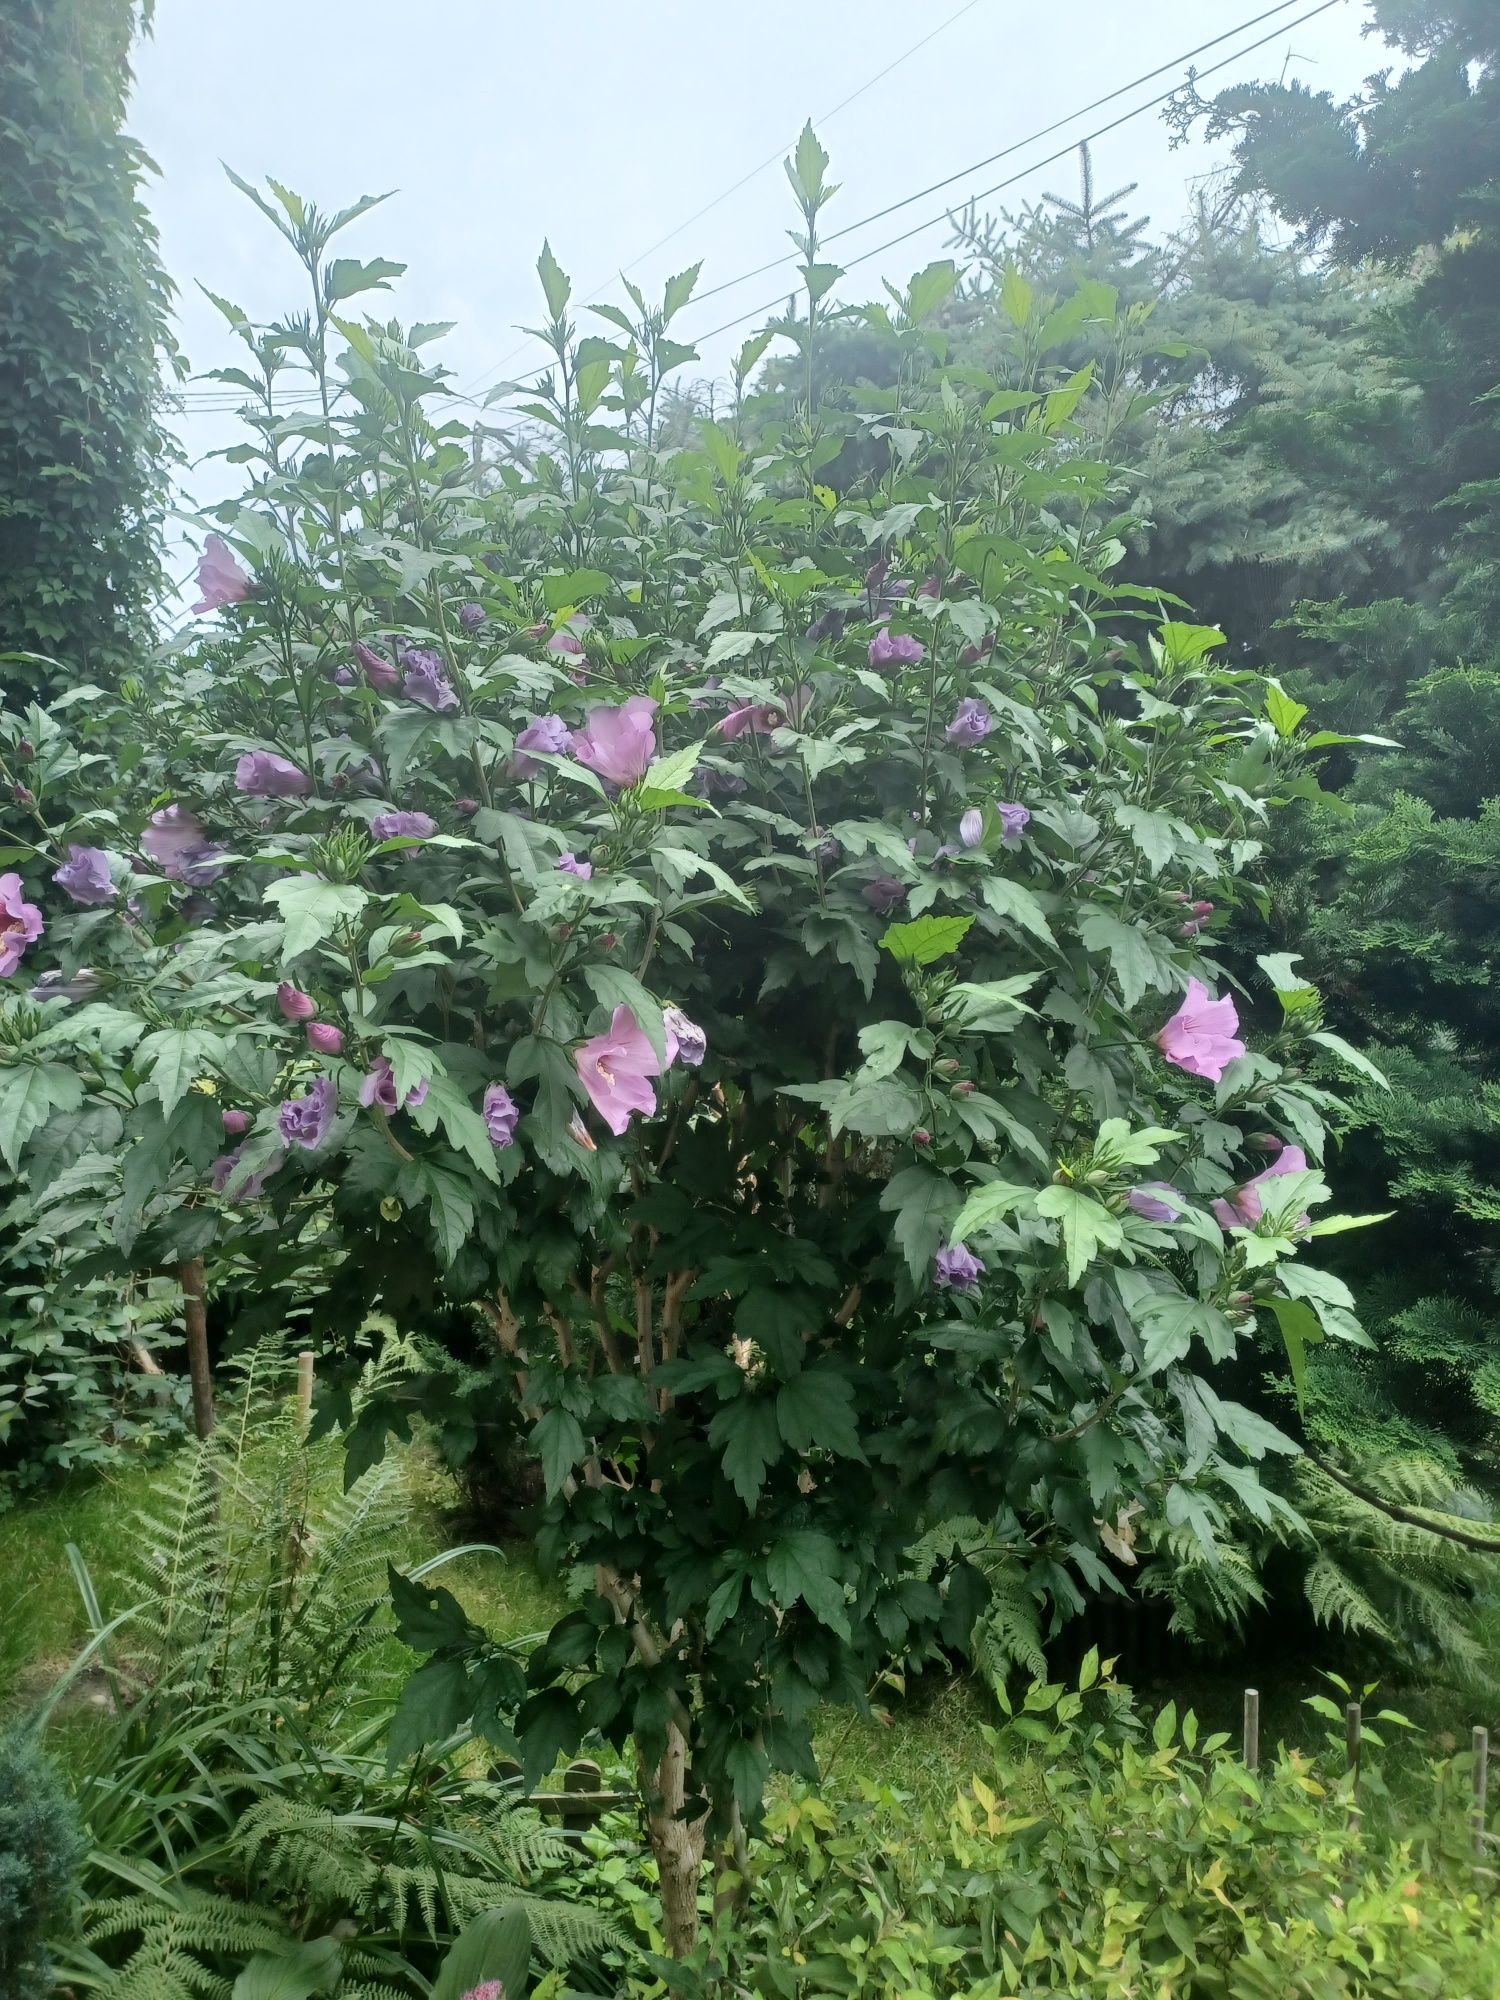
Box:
<box><xmin>458</xmin><ymin>602</ymin><xmax>486</xmax><ymax>634</ymax></box>
<box><xmin>557</xmin><ymin>922</ymin><xmax>572</xmax><ymax>940</ymax></box>
<box><xmin>912</xmin><ymin>1128</ymin><xmax>932</xmax><ymax>1147</ymax></box>
<box><xmin>16</xmin><ymin>739</ymin><xmax>34</xmax><ymax>762</ymax></box>
<box><xmin>306</xmin><ymin>1021</ymin><xmax>344</xmax><ymax>1055</ymax></box>
<box><xmin>454</xmin><ymin>797</ymin><xmax>478</xmax><ymax>817</ymax></box>
<box><xmin>12</xmin><ymin>784</ymin><xmax>33</xmax><ymax>805</ymax></box>
<box><xmin>222</xmin><ymin>1108</ymin><xmax>251</xmax><ymax>1136</ymax></box>
<box><xmin>935</xmin><ymin>1058</ymin><xmax>961</xmax><ymax>1077</ymax></box>
<box><xmin>276</xmin><ymin>983</ymin><xmax>317</xmax><ymax>1021</ymax></box>
<box><xmin>597</xmin><ymin>931</ymin><xmax>617</xmax><ymax>951</ymax></box>
<box><xmin>1247</xmin><ymin>1133</ymin><xmax>1284</xmax><ymax>1155</ymax></box>
<box><xmin>1191</xmin><ymin>899</ymin><xmax>1214</xmax><ymax>917</ymax></box>
<box><xmin>1166</xmin><ymin>890</ymin><xmax>1189</xmax><ymax>904</ymax></box>
<box><xmin>952</xmin><ymin>1079</ymin><xmax>976</xmax><ymax>1096</ymax></box>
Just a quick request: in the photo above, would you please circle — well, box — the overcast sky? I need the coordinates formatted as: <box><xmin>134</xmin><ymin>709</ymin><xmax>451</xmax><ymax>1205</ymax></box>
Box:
<box><xmin>128</xmin><ymin>0</ymin><xmax>1383</xmax><ymax>592</ymax></box>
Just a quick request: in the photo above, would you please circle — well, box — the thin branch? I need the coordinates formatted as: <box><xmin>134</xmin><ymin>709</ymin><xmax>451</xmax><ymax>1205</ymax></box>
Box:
<box><xmin>1306</xmin><ymin>1452</ymin><xmax>1500</xmax><ymax>1555</ymax></box>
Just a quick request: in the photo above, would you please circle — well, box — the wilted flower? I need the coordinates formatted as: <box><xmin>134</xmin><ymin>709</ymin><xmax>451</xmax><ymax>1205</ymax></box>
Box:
<box><xmin>358</xmin><ymin>1054</ymin><xmax>428</xmax><ymax>1114</ymax></box>
<box><xmin>211</xmin><ymin>1147</ymin><xmax>283</xmax><ymax>1200</ymax></box>
<box><xmin>277</xmin><ymin>1075</ymin><xmax>337</xmax><ymax>1151</ymax></box>
<box><xmin>806</xmin><ymin>606</ymin><xmax>845</xmax><ymax>645</ymax></box>
<box><xmin>959</xmin><ymin>808</ymin><xmax>984</xmax><ymax>849</ymax></box>
<box><xmin>29</xmin><ymin>966</ymin><xmax>100</xmax><ymax>1004</ymax></box>
<box><xmin>192</xmin><ymin>533</ymin><xmax>250</xmax><ymax>613</ymax></box>
<box><xmin>868</xmin><ymin>627</ymin><xmax>924</xmax><ymax>670</ymax></box>
<box><xmin>933</xmin><ymin>1243</ymin><xmax>985</xmax><ymax>1292</ymax></box>
<box><xmin>574</xmin><ymin>1004</ymin><xmax>662</xmax><ymax>1136</ymax></box>
<box><xmin>458</xmin><ymin>602</ymin><xmax>487</xmax><ymax>633</ymax></box>
<box><xmin>333</xmin><ymin>665</ymin><xmax>356</xmax><ymax>686</ymax></box>
<box><xmin>699</xmin><ymin>766</ymin><xmax>748</xmax><ymax>798</ymax></box>
<box><xmin>917</xmin><ymin>574</ymin><xmax>942</xmax><ymax>599</ymax></box>
<box><xmin>270</xmin><ymin>989</ymin><xmax>317</xmax><ymax>1033</ymax></box>
<box><xmin>959</xmin><ymin>635</ymin><xmax>995</xmax><ymax>666</ymax></box>
<box><xmin>556</xmin><ymin>852</ymin><xmax>592</xmax><ymax>879</ymax></box>
<box><xmin>567</xmin><ymin>1109</ymin><xmax>597</xmax><ymax>1152</ymax></box>
<box><xmin>53</xmin><ymin>845</ymin><xmax>116</xmax><ymax>907</ymax></box>
<box><xmin>663</xmin><ymin>1004</ymin><xmax>706</xmax><ymax>1068</ymax></box>
<box><xmin>354</xmin><ymin>641</ymin><xmax>401</xmax><ymax>691</ymax></box>
<box><xmin>0</xmin><ymin>873</ymin><xmax>43</xmax><ymax>977</ymax></box>
<box><xmin>513</xmin><ymin>713</ymin><xmax>571</xmax><ymax>776</ymax></box>
<box><xmin>570</xmin><ymin>696</ymin><xmax>657</xmax><ymax>788</ymax></box>
<box><xmin>482</xmin><ymin>1083</ymin><xmax>520</xmax><ymax>1147</ymax></box>
<box><xmin>863</xmin><ymin>875</ymin><xmax>907</xmax><ymax>915</ymax></box>
<box><xmin>1157</xmin><ymin>977</ymin><xmax>1245</xmax><ymax>1083</ymax></box>
<box><xmin>235</xmin><ymin>751</ymin><xmax>310</xmax><ymax>799</ymax></box>
<box><xmin>945</xmin><ymin>697</ymin><xmax>993</xmax><ymax>746</ymax></box>
<box><xmin>402</xmin><ymin>650</ymin><xmax>460</xmax><ymax>713</ymax></box>
<box><xmin>1128</xmin><ymin>1182</ymin><xmax>1185</xmax><ymax>1223</ymax></box>
<box><xmin>222</xmin><ymin>1107</ymin><xmax>251</xmax><ymax>1136</ymax></box>
<box><xmin>1212</xmin><ymin>1146</ymin><xmax>1310</xmax><ymax>1231</ymax></box>
<box><xmin>306</xmin><ymin>1021</ymin><xmax>344</xmax><ymax>1055</ymax></box>
<box><xmin>370</xmin><ymin>810</ymin><xmax>436</xmax><ymax>841</ymax></box>
<box><xmin>142</xmin><ymin>806</ymin><xmax>223</xmax><ymax>884</ymax></box>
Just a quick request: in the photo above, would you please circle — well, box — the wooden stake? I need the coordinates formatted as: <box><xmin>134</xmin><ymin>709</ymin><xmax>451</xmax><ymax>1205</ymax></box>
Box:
<box><xmin>296</xmin><ymin>1349</ymin><xmax>315</xmax><ymax>1430</ymax></box>
<box><xmin>563</xmin><ymin>1757</ymin><xmax>603</xmax><ymax>1835</ymax></box>
<box><xmin>1243</xmin><ymin>1687</ymin><xmax>1260</xmax><ymax>1774</ymax></box>
<box><xmin>178</xmin><ymin>1257</ymin><xmax>215</xmax><ymax>1440</ymax></box>
<box><xmin>1346</xmin><ymin>1701</ymin><xmax>1362</xmax><ymax>1831</ymax></box>
<box><xmin>1474</xmin><ymin>1725</ymin><xmax>1489</xmax><ymax>1861</ymax></box>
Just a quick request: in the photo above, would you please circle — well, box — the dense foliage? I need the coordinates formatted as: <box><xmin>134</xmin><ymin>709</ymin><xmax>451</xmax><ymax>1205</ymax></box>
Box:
<box><xmin>664</xmin><ymin>1660</ymin><xmax>1500</xmax><ymax>1999</ymax></box>
<box><xmin>0</xmin><ymin>0</ymin><xmax>178</xmax><ymax>691</ymax></box>
<box><xmin>0</xmin><ymin>130</ymin><xmax>1394</xmax><ymax>1950</ymax></box>
<box><xmin>0</xmin><ymin>1723</ymin><xmax>80</xmax><ymax>1999</ymax></box>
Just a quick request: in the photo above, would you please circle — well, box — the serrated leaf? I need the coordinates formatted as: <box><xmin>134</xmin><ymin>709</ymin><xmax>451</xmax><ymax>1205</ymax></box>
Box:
<box><xmin>880</xmin><ymin>914</ymin><xmax>972</xmax><ymax>966</ymax></box>
<box><xmin>536</xmin><ymin>238</ymin><xmax>571</xmax><ymax>317</ymax></box>
<box><xmin>766</xmin><ymin>1529</ymin><xmax>850</xmax><ymax>1639</ymax></box>
<box><xmin>1034</xmin><ymin>1184</ymin><xmax>1124</xmax><ymax>1286</ymax></box>
<box><xmin>532</xmin><ymin>1406</ymin><xmax>586</xmax><ymax>1498</ymax></box>
<box><xmin>708</xmin><ymin>1396</ymin><xmax>781</xmax><ymax>1510</ymax></box>
<box><xmin>263</xmin><ymin>877</ymin><xmax>369</xmax><ymax>961</ymax></box>
<box><xmin>775</xmin><ymin>1366</ymin><xmax>863</xmax><ymax>1459</ymax></box>
<box><xmin>948</xmin><ymin>1178</ymin><xmax>1034</xmax><ymax>1243</ymax></box>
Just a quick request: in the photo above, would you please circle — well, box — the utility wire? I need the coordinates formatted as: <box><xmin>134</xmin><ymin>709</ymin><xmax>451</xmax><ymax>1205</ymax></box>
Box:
<box><xmin>683</xmin><ymin>0</ymin><xmax>1345</xmax><ymax>348</ymax></box>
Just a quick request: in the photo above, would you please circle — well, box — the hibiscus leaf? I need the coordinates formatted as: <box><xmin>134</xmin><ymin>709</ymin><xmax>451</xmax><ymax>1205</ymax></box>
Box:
<box><xmin>1034</xmin><ymin>1183</ymin><xmax>1124</xmax><ymax>1286</ymax></box>
<box><xmin>766</xmin><ymin>1529</ymin><xmax>850</xmax><ymax>1639</ymax></box>
<box><xmin>880</xmin><ymin>914</ymin><xmax>973</xmax><ymax>966</ymax></box>
<box><xmin>0</xmin><ymin>1062</ymin><xmax>84</xmax><ymax>1170</ymax></box>
<box><xmin>708</xmin><ymin>1396</ymin><xmax>782</xmax><ymax>1510</ymax></box>
<box><xmin>263</xmin><ymin>877</ymin><xmax>369</xmax><ymax>962</ymax></box>
<box><xmin>532</xmin><ymin>1406</ymin><xmax>586</xmax><ymax>1498</ymax></box>
<box><xmin>775</xmin><ymin>1366</ymin><xmax>864</xmax><ymax>1460</ymax></box>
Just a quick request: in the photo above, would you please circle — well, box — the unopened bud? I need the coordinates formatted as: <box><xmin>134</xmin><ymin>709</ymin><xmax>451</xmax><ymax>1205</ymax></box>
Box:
<box><xmin>912</xmin><ymin>1128</ymin><xmax>932</xmax><ymax>1147</ymax></box>
<box><xmin>951</xmin><ymin>1079</ymin><xmax>976</xmax><ymax>1097</ymax></box>
<box><xmin>16</xmin><ymin>739</ymin><xmax>34</xmax><ymax>762</ymax></box>
<box><xmin>597</xmin><ymin>931</ymin><xmax>617</xmax><ymax>951</ymax></box>
<box><xmin>1232</xmin><ymin>1291</ymin><xmax>1253</xmax><ymax>1307</ymax></box>
<box><xmin>557</xmin><ymin>922</ymin><xmax>572</xmax><ymax>940</ymax></box>
<box><xmin>1247</xmin><ymin>1133</ymin><xmax>1283</xmax><ymax>1155</ymax></box>
<box><xmin>12</xmin><ymin>784</ymin><xmax>33</xmax><ymax>805</ymax></box>
<box><xmin>1166</xmin><ymin>890</ymin><xmax>1189</xmax><ymax>904</ymax></box>
<box><xmin>1190</xmin><ymin>899</ymin><xmax>1214</xmax><ymax>917</ymax></box>
<box><xmin>935</xmin><ymin>1058</ymin><xmax>961</xmax><ymax>1077</ymax></box>
<box><xmin>1085</xmin><ymin>1169</ymin><xmax>1111</xmax><ymax>1185</ymax></box>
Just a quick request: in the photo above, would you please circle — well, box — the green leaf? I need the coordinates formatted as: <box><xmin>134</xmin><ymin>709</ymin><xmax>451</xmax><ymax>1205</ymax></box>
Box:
<box><xmin>0</xmin><ymin>1062</ymin><xmax>84</xmax><ymax>1170</ymax></box>
<box><xmin>1306</xmin><ymin>1210</ymin><xmax>1396</xmax><ymax>1237</ymax></box>
<box><xmin>1000</xmin><ymin>265</ymin><xmax>1033</xmax><ymax>329</ymax></box>
<box><xmin>1136</xmin><ymin>1293</ymin><xmax>1235</xmax><ymax>1372</ymax></box>
<box><xmin>232</xmin><ymin>1939</ymin><xmax>342</xmax><ymax>2000</ymax></box>
<box><xmin>324</xmin><ymin>255</ymin><xmax>405</xmax><ymax>303</ymax></box>
<box><xmin>880</xmin><ymin>1165</ymin><xmax>960</xmax><ymax>1284</ymax></box>
<box><xmin>1308</xmin><ymin>1030</ymin><xmax>1389</xmax><ymax>1089</ymax></box>
<box><xmin>979</xmin><ymin>876</ymin><xmax>1056</xmax><ymax>945</ymax></box>
<box><xmin>415</xmin><ymin>1161</ymin><xmax>474</xmax><ymax>1267</ymax></box>
<box><xmin>135</xmin><ymin>1028</ymin><xmax>225</xmax><ymax>1119</ymax></box>
<box><xmin>263</xmin><ymin>877</ymin><xmax>369</xmax><ymax>961</ymax></box>
<box><xmin>541</xmin><ymin>567</ymin><xmax>612</xmax><ymax>611</ymax></box>
<box><xmin>537</xmin><ymin>239</ymin><xmax>571</xmax><ymax>318</ymax></box>
<box><xmin>431</xmin><ymin>1906</ymin><xmax>532</xmax><ymax>2000</ymax></box>
<box><xmin>767</xmin><ymin>1529</ymin><xmax>850</xmax><ymax>1639</ymax></box>
<box><xmin>949</xmin><ymin>1179</ymin><xmax>1033</xmax><ymax>1244</ymax></box>
<box><xmin>1034</xmin><ymin>1184</ymin><xmax>1124</xmax><ymax>1286</ymax></box>
<box><xmin>532</xmin><ymin>1406</ymin><xmax>586</xmax><ymax>1498</ymax></box>
<box><xmin>1076</xmin><ymin>906</ymin><xmax>1176</xmax><ymax>1010</ymax></box>
<box><xmin>1265</xmin><ymin>679</ymin><xmax>1309</xmax><ymax>738</ymax></box>
<box><xmin>709</xmin><ymin>1396</ymin><xmax>781</xmax><ymax>1510</ymax></box>
<box><xmin>903</xmin><ymin>259</ymin><xmax>958</xmax><ymax>323</ymax></box>
<box><xmin>879</xmin><ymin>914</ymin><xmax>973</xmax><ymax>966</ymax></box>
<box><xmin>1261</xmin><ymin>1296</ymin><xmax>1324</xmax><ymax>1414</ymax></box>
<box><xmin>776</xmin><ymin>1367</ymin><xmax>863</xmax><ymax>1459</ymax></box>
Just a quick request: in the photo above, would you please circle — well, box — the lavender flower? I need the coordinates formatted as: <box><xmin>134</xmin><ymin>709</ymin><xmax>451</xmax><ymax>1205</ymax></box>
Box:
<box><xmin>997</xmin><ymin>803</ymin><xmax>1030</xmax><ymax>843</ymax></box>
<box><xmin>513</xmin><ymin>713</ymin><xmax>571</xmax><ymax>777</ymax></box>
<box><xmin>868</xmin><ymin>627</ymin><xmax>924</xmax><ymax>671</ymax></box>
<box><xmin>945</xmin><ymin>697</ymin><xmax>993</xmax><ymax>747</ymax></box>
<box><xmin>53</xmin><ymin>845</ymin><xmax>116</xmax><ymax>907</ymax></box>
<box><xmin>1127</xmin><ymin>1183</ymin><xmax>1185</xmax><ymax>1223</ymax></box>
<box><xmin>663</xmin><ymin>1004</ymin><xmax>706</xmax><ymax>1068</ymax></box>
<box><xmin>863</xmin><ymin>875</ymin><xmax>907</xmax><ymax>915</ymax></box>
<box><xmin>0</xmin><ymin>873</ymin><xmax>43</xmax><ymax>976</ymax></box>
<box><xmin>402</xmin><ymin>650</ymin><xmax>460</xmax><ymax>713</ymax></box>
<box><xmin>277</xmin><ymin>1075</ymin><xmax>337</xmax><ymax>1151</ymax></box>
<box><xmin>933</xmin><ymin>1243</ymin><xmax>985</xmax><ymax>1292</ymax></box>
<box><xmin>458</xmin><ymin>602</ymin><xmax>487</xmax><ymax>633</ymax></box>
<box><xmin>192</xmin><ymin>534</ymin><xmax>250</xmax><ymax>613</ymax></box>
<box><xmin>369</xmin><ymin>810</ymin><xmax>436</xmax><ymax>842</ymax></box>
<box><xmin>235</xmin><ymin>751</ymin><xmax>311</xmax><ymax>798</ymax></box>
<box><xmin>959</xmin><ymin>808</ymin><xmax>984</xmax><ymax>849</ymax></box>
<box><xmin>556</xmin><ymin>852</ymin><xmax>592</xmax><ymax>879</ymax></box>
<box><xmin>482</xmin><ymin>1083</ymin><xmax>520</xmax><ymax>1148</ymax></box>
<box><xmin>358</xmin><ymin>1054</ymin><xmax>428</xmax><ymax>1114</ymax></box>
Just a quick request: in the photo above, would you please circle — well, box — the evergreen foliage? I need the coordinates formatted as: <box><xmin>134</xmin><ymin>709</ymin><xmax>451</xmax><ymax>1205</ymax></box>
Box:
<box><xmin>0</xmin><ymin>1725</ymin><xmax>81</xmax><ymax>1999</ymax></box>
<box><xmin>0</xmin><ymin>0</ymin><xmax>178</xmax><ymax>690</ymax></box>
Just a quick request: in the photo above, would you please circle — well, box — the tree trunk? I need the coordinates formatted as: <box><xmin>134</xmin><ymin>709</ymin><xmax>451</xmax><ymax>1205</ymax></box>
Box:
<box><xmin>644</xmin><ymin>1721</ymin><xmax>707</xmax><ymax>1957</ymax></box>
<box><xmin>178</xmin><ymin>1256</ymin><xmax>215</xmax><ymax>1439</ymax></box>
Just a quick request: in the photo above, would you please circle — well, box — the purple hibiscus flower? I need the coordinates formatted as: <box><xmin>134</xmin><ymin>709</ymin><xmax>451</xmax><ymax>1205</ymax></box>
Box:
<box><xmin>556</xmin><ymin>852</ymin><xmax>592</xmax><ymax>879</ymax></box>
<box><xmin>369</xmin><ymin>810</ymin><xmax>436</xmax><ymax>842</ymax></box>
<box><xmin>1127</xmin><ymin>1183</ymin><xmax>1186</xmax><ymax>1223</ymax></box>
<box><xmin>402</xmin><ymin>649</ymin><xmax>460</xmax><ymax>713</ymax></box>
<box><xmin>997</xmin><ymin>802</ymin><xmax>1030</xmax><ymax>843</ymax></box>
<box><xmin>458</xmin><ymin>602</ymin><xmax>487</xmax><ymax>633</ymax></box>
<box><xmin>277</xmin><ymin>983</ymin><xmax>317</xmax><ymax>1022</ymax></box>
<box><xmin>236</xmin><ymin>751</ymin><xmax>311</xmax><ymax>799</ymax></box>
<box><xmin>862</xmin><ymin>875</ymin><xmax>907</xmax><ymax>915</ymax></box>
<box><xmin>358</xmin><ymin>1054</ymin><xmax>428</xmax><ymax>1115</ymax></box>
<box><xmin>570</xmin><ymin>695</ymin><xmax>658</xmax><ymax>788</ymax></box>
<box><xmin>574</xmin><ymin>1004</ymin><xmax>662</xmax><ymax>1136</ymax></box>
<box><xmin>945</xmin><ymin>697</ymin><xmax>993</xmax><ymax>746</ymax></box>
<box><xmin>141</xmin><ymin>806</ymin><xmax>226</xmax><ymax>885</ymax></box>
<box><xmin>211</xmin><ymin>1147</ymin><xmax>283</xmax><ymax>1199</ymax></box>
<box><xmin>482</xmin><ymin>1083</ymin><xmax>520</xmax><ymax>1147</ymax></box>
<box><xmin>0</xmin><ymin>873</ymin><xmax>43</xmax><ymax>977</ymax></box>
<box><xmin>277</xmin><ymin>1075</ymin><xmax>338</xmax><ymax>1151</ymax></box>
<box><xmin>53</xmin><ymin>845</ymin><xmax>116</xmax><ymax>907</ymax></box>
<box><xmin>354</xmin><ymin>641</ymin><xmax>401</xmax><ymax>692</ymax></box>
<box><xmin>933</xmin><ymin>1243</ymin><xmax>985</xmax><ymax>1292</ymax></box>
<box><xmin>868</xmin><ymin>627</ymin><xmax>925</xmax><ymax>671</ymax></box>
<box><xmin>513</xmin><ymin>712</ymin><xmax>571</xmax><ymax>777</ymax></box>
<box><xmin>663</xmin><ymin>1004</ymin><xmax>707</xmax><ymax>1068</ymax></box>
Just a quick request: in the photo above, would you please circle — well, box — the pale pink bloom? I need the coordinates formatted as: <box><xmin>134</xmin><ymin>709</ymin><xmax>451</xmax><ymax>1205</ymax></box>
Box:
<box><xmin>1156</xmin><ymin>977</ymin><xmax>1245</xmax><ymax>1082</ymax></box>
<box><xmin>0</xmin><ymin>873</ymin><xmax>43</xmax><ymax>977</ymax></box>
<box><xmin>192</xmin><ymin>533</ymin><xmax>250</xmax><ymax>613</ymax></box>
<box><xmin>570</xmin><ymin>695</ymin><xmax>658</xmax><ymax>787</ymax></box>
<box><xmin>574</xmin><ymin>1003</ymin><xmax>662</xmax><ymax>1135</ymax></box>
<box><xmin>1212</xmin><ymin>1145</ymin><xmax>1310</xmax><ymax>1230</ymax></box>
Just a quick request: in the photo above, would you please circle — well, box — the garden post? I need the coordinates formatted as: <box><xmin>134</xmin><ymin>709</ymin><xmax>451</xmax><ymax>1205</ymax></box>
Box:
<box><xmin>178</xmin><ymin>1256</ymin><xmax>214</xmax><ymax>1440</ymax></box>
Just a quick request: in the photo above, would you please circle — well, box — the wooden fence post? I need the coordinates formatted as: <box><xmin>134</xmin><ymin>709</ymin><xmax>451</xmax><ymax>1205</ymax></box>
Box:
<box><xmin>179</xmin><ymin>1256</ymin><xmax>214</xmax><ymax>1440</ymax></box>
<box><xmin>1474</xmin><ymin>1725</ymin><xmax>1489</xmax><ymax>1861</ymax></box>
<box><xmin>296</xmin><ymin>1349</ymin><xmax>315</xmax><ymax>1430</ymax></box>
<box><xmin>1346</xmin><ymin>1701</ymin><xmax>1362</xmax><ymax>1832</ymax></box>
<box><xmin>1242</xmin><ymin>1688</ymin><xmax>1260</xmax><ymax>1775</ymax></box>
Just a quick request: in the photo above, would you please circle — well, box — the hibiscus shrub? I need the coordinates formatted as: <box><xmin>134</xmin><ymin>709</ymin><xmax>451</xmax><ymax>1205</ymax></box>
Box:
<box><xmin>0</xmin><ymin>147</ymin><xmax>1382</xmax><ymax>1950</ymax></box>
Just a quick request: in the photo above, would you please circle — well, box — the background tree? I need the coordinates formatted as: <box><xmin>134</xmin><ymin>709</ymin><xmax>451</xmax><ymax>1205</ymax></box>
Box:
<box><xmin>0</xmin><ymin>0</ymin><xmax>179</xmax><ymax>693</ymax></box>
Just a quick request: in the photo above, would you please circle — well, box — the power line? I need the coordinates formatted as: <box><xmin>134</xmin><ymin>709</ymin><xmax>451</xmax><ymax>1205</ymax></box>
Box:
<box><xmin>682</xmin><ymin>0</ymin><xmax>1346</xmax><ymax>349</ymax></box>
<box><xmin>451</xmin><ymin>0</ymin><xmax>986</xmax><ymax>406</ymax></box>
